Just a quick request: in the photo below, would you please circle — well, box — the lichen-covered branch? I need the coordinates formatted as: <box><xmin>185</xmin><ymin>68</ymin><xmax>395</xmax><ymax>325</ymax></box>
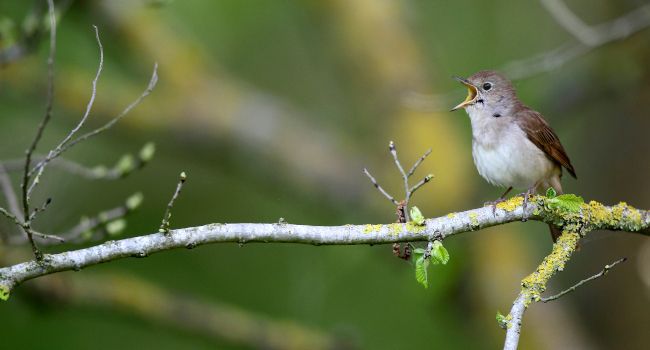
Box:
<box><xmin>501</xmin><ymin>196</ymin><xmax>648</xmax><ymax>350</ymax></box>
<box><xmin>1</xmin><ymin>196</ymin><xmax>647</xmax><ymax>301</ymax></box>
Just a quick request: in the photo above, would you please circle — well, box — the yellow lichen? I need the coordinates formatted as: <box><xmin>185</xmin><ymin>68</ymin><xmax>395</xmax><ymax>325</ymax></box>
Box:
<box><xmin>363</xmin><ymin>224</ymin><xmax>382</xmax><ymax>234</ymax></box>
<box><xmin>520</xmin><ymin>231</ymin><xmax>580</xmax><ymax>306</ymax></box>
<box><xmin>469</xmin><ymin>212</ymin><xmax>479</xmax><ymax>228</ymax></box>
<box><xmin>495</xmin><ymin>196</ymin><xmax>524</xmax><ymax>212</ymax></box>
<box><xmin>447</xmin><ymin>213</ymin><xmax>456</xmax><ymax>219</ymax></box>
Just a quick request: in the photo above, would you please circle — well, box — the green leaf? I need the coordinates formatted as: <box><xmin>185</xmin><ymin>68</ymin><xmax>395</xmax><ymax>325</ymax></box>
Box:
<box><xmin>410</xmin><ymin>206</ymin><xmax>425</xmax><ymax>225</ymax></box>
<box><xmin>430</xmin><ymin>240</ymin><xmax>450</xmax><ymax>265</ymax></box>
<box><xmin>415</xmin><ymin>255</ymin><xmax>429</xmax><ymax>288</ymax></box>
<box><xmin>412</xmin><ymin>248</ymin><xmax>426</xmax><ymax>255</ymax></box>
<box><xmin>0</xmin><ymin>285</ymin><xmax>9</xmax><ymax>301</ymax></box>
<box><xmin>126</xmin><ymin>192</ymin><xmax>144</xmax><ymax>210</ymax></box>
<box><xmin>546</xmin><ymin>194</ymin><xmax>584</xmax><ymax>213</ymax></box>
<box><xmin>91</xmin><ymin>165</ymin><xmax>108</xmax><ymax>178</ymax></box>
<box><xmin>106</xmin><ymin>219</ymin><xmax>127</xmax><ymax>236</ymax></box>
<box><xmin>115</xmin><ymin>154</ymin><xmax>135</xmax><ymax>175</ymax></box>
<box><xmin>138</xmin><ymin>142</ymin><xmax>156</xmax><ymax>162</ymax></box>
<box><xmin>545</xmin><ymin>187</ymin><xmax>557</xmax><ymax>198</ymax></box>
<box><xmin>496</xmin><ymin>311</ymin><xmax>509</xmax><ymax>329</ymax></box>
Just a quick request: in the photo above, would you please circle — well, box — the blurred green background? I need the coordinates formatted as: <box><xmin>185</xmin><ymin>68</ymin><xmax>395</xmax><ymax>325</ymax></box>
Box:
<box><xmin>1</xmin><ymin>1</ymin><xmax>649</xmax><ymax>349</ymax></box>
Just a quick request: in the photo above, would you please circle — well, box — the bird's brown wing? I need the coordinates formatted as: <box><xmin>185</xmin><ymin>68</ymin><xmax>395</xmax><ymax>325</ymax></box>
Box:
<box><xmin>515</xmin><ymin>107</ymin><xmax>577</xmax><ymax>178</ymax></box>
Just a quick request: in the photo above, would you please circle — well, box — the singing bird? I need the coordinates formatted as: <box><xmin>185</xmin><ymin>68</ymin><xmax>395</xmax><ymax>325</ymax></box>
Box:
<box><xmin>451</xmin><ymin>70</ymin><xmax>576</xmax><ymax>242</ymax></box>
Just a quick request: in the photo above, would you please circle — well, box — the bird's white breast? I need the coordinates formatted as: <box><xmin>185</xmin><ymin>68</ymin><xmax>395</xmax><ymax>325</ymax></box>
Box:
<box><xmin>467</xmin><ymin>109</ymin><xmax>556</xmax><ymax>189</ymax></box>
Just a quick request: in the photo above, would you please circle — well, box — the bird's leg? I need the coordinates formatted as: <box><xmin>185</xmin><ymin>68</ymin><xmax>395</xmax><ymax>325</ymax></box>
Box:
<box><xmin>521</xmin><ymin>183</ymin><xmax>538</xmax><ymax>222</ymax></box>
<box><xmin>484</xmin><ymin>186</ymin><xmax>513</xmax><ymax>215</ymax></box>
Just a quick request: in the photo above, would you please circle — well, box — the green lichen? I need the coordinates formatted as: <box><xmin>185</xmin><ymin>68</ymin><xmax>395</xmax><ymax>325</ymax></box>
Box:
<box><xmin>446</xmin><ymin>213</ymin><xmax>456</xmax><ymax>219</ymax></box>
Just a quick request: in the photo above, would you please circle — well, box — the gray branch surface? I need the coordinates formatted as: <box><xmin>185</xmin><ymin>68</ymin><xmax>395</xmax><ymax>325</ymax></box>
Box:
<box><xmin>1</xmin><ymin>199</ymin><xmax>648</xmax><ymax>300</ymax></box>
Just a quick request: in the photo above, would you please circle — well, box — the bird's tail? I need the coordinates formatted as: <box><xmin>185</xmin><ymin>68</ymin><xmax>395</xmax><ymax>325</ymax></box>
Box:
<box><xmin>548</xmin><ymin>224</ymin><xmax>562</xmax><ymax>243</ymax></box>
<box><xmin>547</xmin><ymin>175</ymin><xmax>564</xmax><ymax>243</ymax></box>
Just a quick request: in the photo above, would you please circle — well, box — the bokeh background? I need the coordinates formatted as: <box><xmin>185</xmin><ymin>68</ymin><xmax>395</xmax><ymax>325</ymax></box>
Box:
<box><xmin>1</xmin><ymin>1</ymin><xmax>649</xmax><ymax>349</ymax></box>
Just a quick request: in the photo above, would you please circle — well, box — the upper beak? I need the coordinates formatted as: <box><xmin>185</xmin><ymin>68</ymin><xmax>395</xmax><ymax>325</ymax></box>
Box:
<box><xmin>451</xmin><ymin>76</ymin><xmax>478</xmax><ymax>111</ymax></box>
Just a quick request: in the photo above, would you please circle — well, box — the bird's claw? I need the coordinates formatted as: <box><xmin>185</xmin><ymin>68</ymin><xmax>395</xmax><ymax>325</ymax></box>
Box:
<box><xmin>485</xmin><ymin>198</ymin><xmax>507</xmax><ymax>216</ymax></box>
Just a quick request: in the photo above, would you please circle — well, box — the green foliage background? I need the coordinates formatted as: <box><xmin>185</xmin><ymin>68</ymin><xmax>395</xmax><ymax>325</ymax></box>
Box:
<box><xmin>1</xmin><ymin>1</ymin><xmax>648</xmax><ymax>349</ymax></box>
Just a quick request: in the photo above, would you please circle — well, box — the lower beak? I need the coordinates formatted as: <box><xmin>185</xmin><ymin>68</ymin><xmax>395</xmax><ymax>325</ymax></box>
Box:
<box><xmin>451</xmin><ymin>76</ymin><xmax>478</xmax><ymax>111</ymax></box>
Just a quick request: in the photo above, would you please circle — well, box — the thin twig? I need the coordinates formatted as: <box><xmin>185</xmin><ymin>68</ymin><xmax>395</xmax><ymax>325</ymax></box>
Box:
<box><xmin>159</xmin><ymin>172</ymin><xmax>187</xmax><ymax>234</ymax></box>
<box><xmin>19</xmin><ymin>0</ymin><xmax>57</xmax><ymax>260</ymax></box>
<box><xmin>541</xmin><ymin>257</ymin><xmax>627</xmax><ymax>303</ymax></box>
<box><xmin>28</xmin><ymin>25</ymin><xmax>104</xmax><ymax>197</ymax></box>
<box><xmin>29</xmin><ymin>63</ymin><xmax>159</xmax><ymax>182</ymax></box>
<box><xmin>362</xmin><ymin>168</ymin><xmax>398</xmax><ymax>205</ymax></box>
<box><xmin>409</xmin><ymin>174</ymin><xmax>434</xmax><ymax>195</ymax></box>
<box><xmin>0</xmin><ymin>206</ymin><xmax>64</xmax><ymax>245</ymax></box>
<box><xmin>55</xmin><ymin>63</ymin><xmax>159</xmax><ymax>155</ymax></box>
<box><xmin>28</xmin><ymin>197</ymin><xmax>52</xmax><ymax>222</ymax></box>
<box><xmin>388</xmin><ymin>142</ymin><xmax>411</xmax><ymax>222</ymax></box>
<box><xmin>0</xmin><ymin>207</ymin><xmax>23</xmax><ymax>228</ymax></box>
<box><xmin>407</xmin><ymin>148</ymin><xmax>431</xmax><ymax>178</ymax></box>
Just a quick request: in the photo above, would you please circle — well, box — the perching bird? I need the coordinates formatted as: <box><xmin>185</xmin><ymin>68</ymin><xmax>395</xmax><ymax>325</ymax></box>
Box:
<box><xmin>451</xmin><ymin>70</ymin><xmax>576</xmax><ymax>242</ymax></box>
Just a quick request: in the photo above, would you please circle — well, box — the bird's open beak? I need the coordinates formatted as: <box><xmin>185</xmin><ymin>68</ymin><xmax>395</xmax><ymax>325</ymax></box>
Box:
<box><xmin>451</xmin><ymin>76</ymin><xmax>478</xmax><ymax>111</ymax></box>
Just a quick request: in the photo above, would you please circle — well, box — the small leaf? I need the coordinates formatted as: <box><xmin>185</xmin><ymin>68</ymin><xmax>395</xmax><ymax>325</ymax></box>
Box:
<box><xmin>545</xmin><ymin>187</ymin><xmax>557</xmax><ymax>198</ymax></box>
<box><xmin>126</xmin><ymin>192</ymin><xmax>144</xmax><ymax>210</ymax></box>
<box><xmin>138</xmin><ymin>142</ymin><xmax>156</xmax><ymax>162</ymax></box>
<box><xmin>430</xmin><ymin>240</ymin><xmax>450</xmax><ymax>265</ymax></box>
<box><xmin>412</xmin><ymin>248</ymin><xmax>426</xmax><ymax>255</ymax></box>
<box><xmin>546</xmin><ymin>194</ymin><xmax>584</xmax><ymax>213</ymax></box>
<box><xmin>115</xmin><ymin>154</ymin><xmax>135</xmax><ymax>175</ymax></box>
<box><xmin>106</xmin><ymin>219</ymin><xmax>127</xmax><ymax>236</ymax></box>
<box><xmin>410</xmin><ymin>206</ymin><xmax>425</xmax><ymax>225</ymax></box>
<box><xmin>91</xmin><ymin>165</ymin><xmax>108</xmax><ymax>178</ymax></box>
<box><xmin>0</xmin><ymin>285</ymin><xmax>10</xmax><ymax>301</ymax></box>
<box><xmin>496</xmin><ymin>311</ymin><xmax>509</xmax><ymax>329</ymax></box>
<box><xmin>415</xmin><ymin>255</ymin><xmax>429</xmax><ymax>288</ymax></box>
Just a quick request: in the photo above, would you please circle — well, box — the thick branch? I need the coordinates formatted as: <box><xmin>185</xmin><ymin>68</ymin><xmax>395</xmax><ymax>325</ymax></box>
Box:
<box><xmin>1</xmin><ymin>197</ymin><xmax>647</xmax><ymax>299</ymax></box>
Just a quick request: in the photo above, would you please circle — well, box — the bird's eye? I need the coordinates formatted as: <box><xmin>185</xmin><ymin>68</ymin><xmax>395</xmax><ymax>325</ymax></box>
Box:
<box><xmin>482</xmin><ymin>82</ymin><xmax>492</xmax><ymax>91</ymax></box>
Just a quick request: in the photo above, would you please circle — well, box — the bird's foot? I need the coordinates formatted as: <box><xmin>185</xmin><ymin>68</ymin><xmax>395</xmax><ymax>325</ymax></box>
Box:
<box><xmin>484</xmin><ymin>198</ymin><xmax>508</xmax><ymax>216</ymax></box>
<box><xmin>484</xmin><ymin>186</ymin><xmax>513</xmax><ymax>216</ymax></box>
<box><xmin>520</xmin><ymin>186</ymin><xmax>537</xmax><ymax>222</ymax></box>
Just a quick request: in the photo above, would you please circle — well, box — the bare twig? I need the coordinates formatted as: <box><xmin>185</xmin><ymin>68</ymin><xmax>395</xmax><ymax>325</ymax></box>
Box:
<box><xmin>364</xmin><ymin>142</ymin><xmax>433</xmax><ymax>222</ymax></box>
<box><xmin>159</xmin><ymin>172</ymin><xmax>187</xmax><ymax>234</ymax></box>
<box><xmin>362</xmin><ymin>168</ymin><xmax>398</xmax><ymax>205</ymax></box>
<box><xmin>388</xmin><ymin>142</ymin><xmax>410</xmax><ymax>221</ymax></box>
<box><xmin>28</xmin><ymin>63</ymin><xmax>158</xmax><ymax>181</ymax></box>
<box><xmin>28</xmin><ymin>197</ymin><xmax>52</xmax><ymax>222</ymax></box>
<box><xmin>53</xmin><ymin>63</ymin><xmax>159</xmax><ymax>156</ymax></box>
<box><xmin>0</xmin><ymin>198</ymin><xmax>647</xmax><ymax>299</ymax></box>
<box><xmin>409</xmin><ymin>174</ymin><xmax>434</xmax><ymax>196</ymax></box>
<box><xmin>407</xmin><ymin>148</ymin><xmax>432</xmax><ymax>178</ymax></box>
<box><xmin>27</xmin><ymin>25</ymin><xmax>104</xmax><ymax>197</ymax></box>
<box><xmin>19</xmin><ymin>0</ymin><xmax>57</xmax><ymax>260</ymax></box>
<box><xmin>541</xmin><ymin>257</ymin><xmax>627</xmax><ymax>303</ymax></box>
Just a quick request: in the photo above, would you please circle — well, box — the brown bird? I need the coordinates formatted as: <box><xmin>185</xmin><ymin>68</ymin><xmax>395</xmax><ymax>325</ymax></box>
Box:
<box><xmin>451</xmin><ymin>70</ymin><xmax>576</xmax><ymax>242</ymax></box>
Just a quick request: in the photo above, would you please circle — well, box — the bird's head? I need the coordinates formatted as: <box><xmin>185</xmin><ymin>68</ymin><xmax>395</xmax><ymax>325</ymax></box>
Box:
<box><xmin>450</xmin><ymin>70</ymin><xmax>517</xmax><ymax>115</ymax></box>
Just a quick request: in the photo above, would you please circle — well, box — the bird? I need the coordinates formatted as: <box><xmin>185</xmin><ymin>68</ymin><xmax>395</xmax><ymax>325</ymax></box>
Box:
<box><xmin>451</xmin><ymin>70</ymin><xmax>576</xmax><ymax>242</ymax></box>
